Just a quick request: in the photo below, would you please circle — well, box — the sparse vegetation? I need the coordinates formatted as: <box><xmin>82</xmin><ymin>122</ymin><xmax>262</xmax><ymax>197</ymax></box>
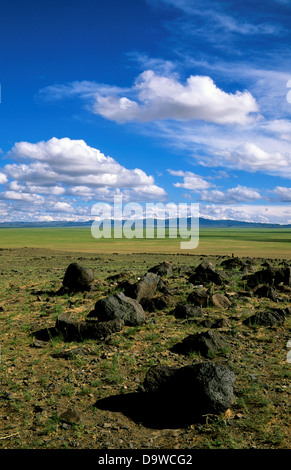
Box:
<box><xmin>0</xmin><ymin>245</ymin><xmax>290</xmax><ymax>450</ymax></box>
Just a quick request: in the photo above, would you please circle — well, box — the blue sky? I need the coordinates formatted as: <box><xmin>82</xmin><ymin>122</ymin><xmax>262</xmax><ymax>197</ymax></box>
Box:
<box><xmin>1</xmin><ymin>0</ymin><xmax>291</xmax><ymax>223</ymax></box>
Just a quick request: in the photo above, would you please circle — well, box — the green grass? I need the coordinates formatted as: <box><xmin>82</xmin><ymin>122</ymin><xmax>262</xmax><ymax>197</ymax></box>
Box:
<box><xmin>0</xmin><ymin>226</ymin><xmax>291</xmax><ymax>258</ymax></box>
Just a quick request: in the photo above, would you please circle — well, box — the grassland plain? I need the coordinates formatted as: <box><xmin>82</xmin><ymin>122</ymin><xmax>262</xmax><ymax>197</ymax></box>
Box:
<box><xmin>0</xmin><ymin>226</ymin><xmax>290</xmax><ymax>258</ymax></box>
<box><xmin>0</xmin><ymin>228</ymin><xmax>290</xmax><ymax>450</ymax></box>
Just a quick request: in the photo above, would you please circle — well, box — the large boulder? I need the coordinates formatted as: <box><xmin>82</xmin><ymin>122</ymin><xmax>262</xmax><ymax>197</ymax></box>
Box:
<box><xmin>171</xmin><ymin>330</ymin><xmax>228</xmax><ymax>357</ymax></box>
<box><xmin>189</xmin><ymin>261</ymin><xmax>227</xmax><ymax>286</ymax></box>
<box><xmin>220</xmin><ymin>257</ymin><xmax>246</xmax><ymax>270</ymax></box>
<box><xmin>243</xmin><ymin>266</ymin><xmax>291</xmax><ymax>289</ymax></box>
<box><xmin>124</xmin><ymin>272</ymin><xmax>160</xmax><ymax>303</ymax></box>
<box><xmin>88</xmin><ymin>292</ymin><xmax>146</xmax><ymax>326</ymax></box>
<box><xmin>62</xmin><ymin>262</ymin><xmax>94</xmax><ymax>292</ymax></box>
<box><xmin>55</xmin><ymin>311</ymin><xmax>124</xmax><ymax>342</ymax></box>
<box><xmin>210</xmin><ymin>293</ymin><xmax>232</xmax><ymax>309</ymax></box>
<box><xmin>243</xmin><ymin>307</ymin><xmax>290</xmax><ymax>327</ymax></box>
<box><xmin>143</xmin><ymin>362</ymin><xmax>235</xmax><ymax>420</ymax></box>
<box><xmin>172</xmin><ymin>302</ymin><xmax>202</xmax><ymax>319</ymax></box>
<box><xmin>148</xmin><ymin>261</ymin><xmax>173</xmax><ymax>277</ymax></box>
<box><xmin>187</xmin><ymin>288</ymin><xmax>210</xmax><ymax>307</ymax></box>
<box><xmin>253</xmin><ymin>284</ymin><xmax>277</xmax><ymax>301</ymax></box>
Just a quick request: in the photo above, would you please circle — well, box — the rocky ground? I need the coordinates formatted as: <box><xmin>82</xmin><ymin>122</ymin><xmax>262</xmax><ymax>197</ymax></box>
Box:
<box><xmin>0</xmin><ymin>248</ymin><xmax>290</xmax><ymax>449</ymax></box>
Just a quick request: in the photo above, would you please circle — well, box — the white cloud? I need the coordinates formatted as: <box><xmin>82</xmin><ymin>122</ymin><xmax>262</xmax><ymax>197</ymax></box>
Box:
<box><xmin>0</xmin><ymin>173</ymin><xmax>7</xmax><ymax>184</ymax></box>
<box><xmin>93</xmin><ymin>70</ymin><xmax>259</xmax><ymax>125</ymax></box>
<box><xmin>168</xmin><ymin>169</ymin><xmax>212</xmax><ymax>190</ymax></box>
<box><xmin>270</xmin><ymin>186</ymin><xmax>291</xmax><ymax>202</ymax></box>
<box><xmin>169</xmin><ymin>169</ymin><xmax>262</xmax><ymax>203</ymax></box>
<box><xmin>5</xmin><ymin>137</ymin><xmax>166</xmax><ymax>197</ymax></box>
<box><xmin>200</xmin><ymin>203</ymin><xmax>291</xmax><ymax>224</ymax></box>
<box><xmin>199</xmin><ymin>185</ymin><xmax>262</xmax><ymax>203</ymax></box>
<box><xmin>213</xmin><ymin>142</ymin><xmax>290</xmax><ymax>174</ymax></box>
<box><xmin>52</xmin><ymin>202</ymin><xmax>74</xmax><ymax>213</ymax></box>
<box><xmin>261</xmin><ymin>119</ymin><xmax>291</xmax><ymax>141</ymax></box>
<box><xmin>1</xmin><ymin>191</ymin><xmax>44</xmax><ymax>204</ymax></box>
<box><xmin>0</xmin><ymin>137</ymin><xmax>167</xmax><ymax>222</ymax></box>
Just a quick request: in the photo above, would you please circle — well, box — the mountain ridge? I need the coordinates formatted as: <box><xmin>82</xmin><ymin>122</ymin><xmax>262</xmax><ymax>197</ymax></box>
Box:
<box><xmin>0</xmin><ymin>218</ymin><xmax>290</xmax><ymax>229</ymax></box>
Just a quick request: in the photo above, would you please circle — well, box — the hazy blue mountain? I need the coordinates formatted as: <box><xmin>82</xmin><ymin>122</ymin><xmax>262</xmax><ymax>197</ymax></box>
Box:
<box><xmin>0</xmin><ymin>218</ymin><xmax>290</xmax><ymax>229</ymax></box>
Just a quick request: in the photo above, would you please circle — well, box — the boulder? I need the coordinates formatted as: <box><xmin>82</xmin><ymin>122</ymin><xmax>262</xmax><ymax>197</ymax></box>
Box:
<box><xmin>124</xmin><ymin>272</ymin><xmax>160</xmax><ymax>303</ymax></box>
<box><xmin>171</xmin><ymin>330</ymin><xmax>228</xmax><ymax>357</ymax></box>
<box><xmin>62</xmin><ymin>262</ymin><xmax>94</xmax><ymax>292</ymax></box>
<box><xmin>189</xmin><ymin>261</ymin><xmax>227</xmax><ymax>286</ymax></box>
<box><xmin>141</xmin><ymin>294</ymin><xmax>170</xmax><ymax>312</ymax></box>
<box><xmin>243</xmin><ymin>307</ymin><xmax>289</xmax><ymax>327</ymax></box>
<box><xmin>172</xmin><ymin>302</ymin><xmax>202</xmax><ymax>319</ymax></box>
<box><xmin>88</xmin><ymin>292</ymin><xmax>146</xmax><ymax>326</ymax></box>
<box><xmin>243</xmin><ymin>266</ymin><xmax>291</xmax><ymax>289</ymax></box>
<box><xmin>33</xmin><ymin>326</ymin><xmax>58</xmax><ymax>342</ymax></box>
<box><xmin>187</xmin><ymin>288</ymin><xmax>210</xmax><ymax>307</ymax></box>
<box><xmin>253</xmin><ymin>284</ymin><xmax>277</xmax><ymax>301</ymax></box>
<box><xmin>143</xmin><ymin>362</ymin><xmax>235</xmax><ymax>420</ymax></box>
<box><xmin>220</xmin><ymin>257</ymin><xmax>246</xmax><ymax>270</ymax></box>
<box><xmin>210</xmin><ymin>293</ymin><xmax>232</xmax><ymax>309</ymax></box>
<box><xmin>55</xmin><ymin>311</ymin><xmax>124</xmax><ymax>341</ymax></box>
<box><xmin>148</xmin><ymin>261</ymin><xmax>173</xmax><ymax>277</ymax></box>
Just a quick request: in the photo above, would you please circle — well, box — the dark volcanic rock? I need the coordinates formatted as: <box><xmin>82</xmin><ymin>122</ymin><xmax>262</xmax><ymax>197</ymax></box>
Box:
<box><xmin>124</xmin><ymin>272</ymin><xmax>160</xmax><ymax>303</ymax></box>
<box><xmin>253</xmin><ymin>284</ymin><xmax>277</xmax><ymax>301</ymax></box>
<box><xmin>141</xmin><ymin>295</ymin><xmax>170</xmax><ymax>312</ymax></box>
<box><xmin>88</xmin><ymin>292</ymin><xmax>146</xmax><ymax>326</ymax></box>
<box><xmin>172</xmin><ymin>302</ymin><xmax>202</xmax><ymax>319</ymax></box>
<box><xmin>189</xmin><ymin>261</ymin><xmax>227</xmax><ymax>286</ymax></box>
<box><xmin>243</xmin><ymin>266</ymin><xmax>291</xmax><ymax>289</ymax></box>
<box><xmin>220</xmin><ymin>257</ymin><xmax>246</xmax><ymax>270</ymax></box>
<box><xmin>243</xmin><ymin>267</ymin><xmax>275</xmax><ymax>288</ymax></box>
<box><xmin>148</xmin><ymin>261</ymin><xmax>173</xmax><ymax>277</ymax></box>
<box><xmin>171</xmin><ymin>330</ymin><xmax>228</xmax><ymax>357</ymax></box>
<box><xmin>143</xmin><ymin>364</ymin><xmax>178</xmax><ymax>393</ymax></box>
<box><xmin>143</xmin><ymin>362</ymin><xmax>235</xmax><ymax>420</ymax></box>
<box><xmin>187</xmin><ymin>288</ymin><xmax>210</xmax><ymax>307</ymax></box>
<box><xmin>56</xmin><ymin>311</ymin><xmax>124</xmax><ymax>341</ymax></box>
<box><xmin>243</xmin><ymin>308</ymin><xmax>289</xmax><ymax>327</ymax></box>
<box><xmin>63</xmin><ymin>262</ymin><xmax>94</xmax><ymax>292</ymax></box>
<box><xmin>33</xmin><ymin>326</ymin><xmax>58</xmax><ymax>342</ymax></box>
<box><xmin>59</xmin><ymin>407</ymin><xmax>81</xmax><ymax>425</ymax></box>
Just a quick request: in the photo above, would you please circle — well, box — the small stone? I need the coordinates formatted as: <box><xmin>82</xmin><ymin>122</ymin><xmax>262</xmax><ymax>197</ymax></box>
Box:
<box><xmin>59</xmin><ymin>407</ymin><xmax>81</xmax><ymax>425</ymax></box>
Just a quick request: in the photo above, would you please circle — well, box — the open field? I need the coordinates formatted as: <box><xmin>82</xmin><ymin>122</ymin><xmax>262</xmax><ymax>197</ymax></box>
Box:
<box><xmin>0</xmin><ymin>246</ymin><xmax>290</xmax><ymax>450</ymax></box>
<box><xmin>0</xmin><ymin>227</ymin><xmax>290</xmax><ymax>258</ymax></box>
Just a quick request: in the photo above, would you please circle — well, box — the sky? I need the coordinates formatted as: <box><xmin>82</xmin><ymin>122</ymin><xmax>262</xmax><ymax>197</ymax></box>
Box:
<box><xmin>1</xmin><ymin>0</ymin><xmax>291</xmax><ymax>224</ymax></box>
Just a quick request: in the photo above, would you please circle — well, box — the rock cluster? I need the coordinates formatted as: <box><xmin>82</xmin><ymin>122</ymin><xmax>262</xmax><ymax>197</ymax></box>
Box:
<box><xmin>31</xmin><ymin>256</ymin><xmax>291</xmax><ymax>427</ymax></box>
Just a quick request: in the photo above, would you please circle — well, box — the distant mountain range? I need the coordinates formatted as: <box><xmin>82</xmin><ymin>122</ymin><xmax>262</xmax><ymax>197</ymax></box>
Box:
<box><xmin>0</xmin><ymin>218</ymin><xmax>291</xmax><ymax>229</ymax></box>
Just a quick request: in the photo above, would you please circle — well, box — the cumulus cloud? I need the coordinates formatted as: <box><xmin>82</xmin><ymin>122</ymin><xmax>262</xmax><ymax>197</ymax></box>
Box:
<box><xmin>261</xmin><ymin>119</ymin><xmax>291</xmax><ymax>141</ymax></box>
<box><xmin>0</xmin><ymin>173</ymin><xmax>8</xmax><ymax>184</ymax></box>
<box><xmin>4</xmin><ymin>137</ymin><xmax>166</xmax><ymax>198</ymax></box>
<box><xmin>168</xmin><ymin>169</ymin><xmax>212</xmax><ymax>190</ymax></box>
<box><xmin>1</xmin><ymin>191</ymin><xmax>44</xmax><ymax>204</ymax></box>
<box><xmin>52</xmin><ymin>202</ymin><xmax>74</xmax><ymax>213</ymax></box>
<box><xmin>200</xmin><ymin>203</ymin><xmax>291</xmax><ymax>225</ymax></box>
<box><xmin>93</xmin><ymin>71</ymin><xmax>259</xmax><ymax>125</ymax></box>
<box><xmin>169</xmin><ymin>170</ymin><xmax>262</xmax><ymax>203</ymax></box>
<box><xmin>270</xmin><ymin>186</ymin><xmax>291</xmax><ymax>202</ymax></box>
<box><xmin>0</xmin><ymin>137</ymin><xmax>167</xmax><ymax>222</ymax></box>
<box><xmin>199</xmin><ymin>185</ymin><xmax>262</xmax><ymax>203</ymax></box>
<box><xmin>197</xmin><ymin>141</ymin><xmax>291</xmax><ymax>177</ymax></box>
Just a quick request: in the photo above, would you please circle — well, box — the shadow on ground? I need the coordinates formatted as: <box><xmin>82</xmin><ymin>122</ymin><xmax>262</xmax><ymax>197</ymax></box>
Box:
<box><xmin>95</xmin><ymin>392</ymin><xmax>202</xmax><ymax>429</ymax></box>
